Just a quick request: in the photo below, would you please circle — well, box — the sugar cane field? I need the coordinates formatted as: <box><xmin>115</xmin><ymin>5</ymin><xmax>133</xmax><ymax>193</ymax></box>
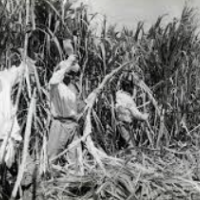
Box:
<box><xmin>1</xmin><ymin>0</ymin><xmax>200</xmax><ymax>199</ymax></box>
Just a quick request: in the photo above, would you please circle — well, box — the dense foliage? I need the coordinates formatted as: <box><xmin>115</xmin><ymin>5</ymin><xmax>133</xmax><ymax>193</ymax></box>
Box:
<box><xmin>1</xmin><ymin>0</ymin><xmax>200</xmax><ymax>199</ymax></box>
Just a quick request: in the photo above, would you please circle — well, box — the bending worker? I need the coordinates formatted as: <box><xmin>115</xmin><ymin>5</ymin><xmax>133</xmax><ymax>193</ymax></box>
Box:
<box><xmin>116</xmin><ymin>89</ymin><xmax>148</xmax><ymax>148</ymax></box>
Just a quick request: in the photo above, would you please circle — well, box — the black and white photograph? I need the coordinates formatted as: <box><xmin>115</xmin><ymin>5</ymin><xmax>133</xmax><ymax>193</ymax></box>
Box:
<box><xmin>0</xmin><ymin>0</ymin><xmax>200</xmax><ymax>199</ymax></box>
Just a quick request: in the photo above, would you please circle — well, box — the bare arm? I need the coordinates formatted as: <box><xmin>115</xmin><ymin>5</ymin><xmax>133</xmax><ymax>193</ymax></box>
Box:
<box><xmin>49</xmin><ymin>67</ymin><xmax>68</xmax><ymax>85</ymax></box>
<box><xmin>49</xmin><ymin>55</ymin><xmax>79</xmax><ymax>85</ymax></box>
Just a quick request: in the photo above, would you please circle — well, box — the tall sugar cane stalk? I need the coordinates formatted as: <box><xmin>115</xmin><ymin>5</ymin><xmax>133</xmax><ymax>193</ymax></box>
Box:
<box><xmin>11</xmin><ymin>89</ymin><xmax>36</xmax><ymax>199</ymax></box>
<box><xmin>0</xmin><ymin>0</ymin><xmax>31</xmax><ymax>167</ymax></box>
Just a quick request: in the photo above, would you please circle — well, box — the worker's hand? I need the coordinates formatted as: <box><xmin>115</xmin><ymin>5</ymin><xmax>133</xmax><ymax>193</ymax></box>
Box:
<box><xmin>67</xmin><ymin>55</ymin><xmax>80</xmax><ymax>72</ymax></box>
<box><xmin>59</xmin><ymin>55</ymin><xmax>80</xmax><ymax>73</ymax></box>
<box><xmin>67</xmin><ymin>54</ymin><xmax>77</xmax><ymax>63</ymax></box>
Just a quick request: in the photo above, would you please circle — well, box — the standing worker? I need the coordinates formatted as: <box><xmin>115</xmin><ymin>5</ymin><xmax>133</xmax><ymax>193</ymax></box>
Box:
<box><xmin>47</xmin><ymin>54</ymin><xmax>84</xmax><ymax>170</ymax></box>
<box><xmin>0</xmin><ymin>62</ymin><xmax>26</xmax><ymax>167</ymax></box>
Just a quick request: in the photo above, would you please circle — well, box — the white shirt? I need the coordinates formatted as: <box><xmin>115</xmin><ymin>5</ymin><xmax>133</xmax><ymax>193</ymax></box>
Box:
<box><xmin>0</xmin><ymin>65</ymin><xmax>24</xmax><ymax>141</ymax></box>
<box><xmin>50</xmin><ymin>82</ymin><xmax>78</xmax><ymax>118</ymax></box>
<box><xmin>49</xmin><ymin>60</ymin><xmax>80</xmax><ymax>119</ymax></box>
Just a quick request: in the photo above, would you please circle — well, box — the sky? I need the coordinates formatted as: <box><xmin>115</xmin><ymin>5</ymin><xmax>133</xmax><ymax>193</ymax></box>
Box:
<box><xmin>80</xmin><ymin>0</ymin><xmax>200</xmax><ymax>31</ymax></box>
